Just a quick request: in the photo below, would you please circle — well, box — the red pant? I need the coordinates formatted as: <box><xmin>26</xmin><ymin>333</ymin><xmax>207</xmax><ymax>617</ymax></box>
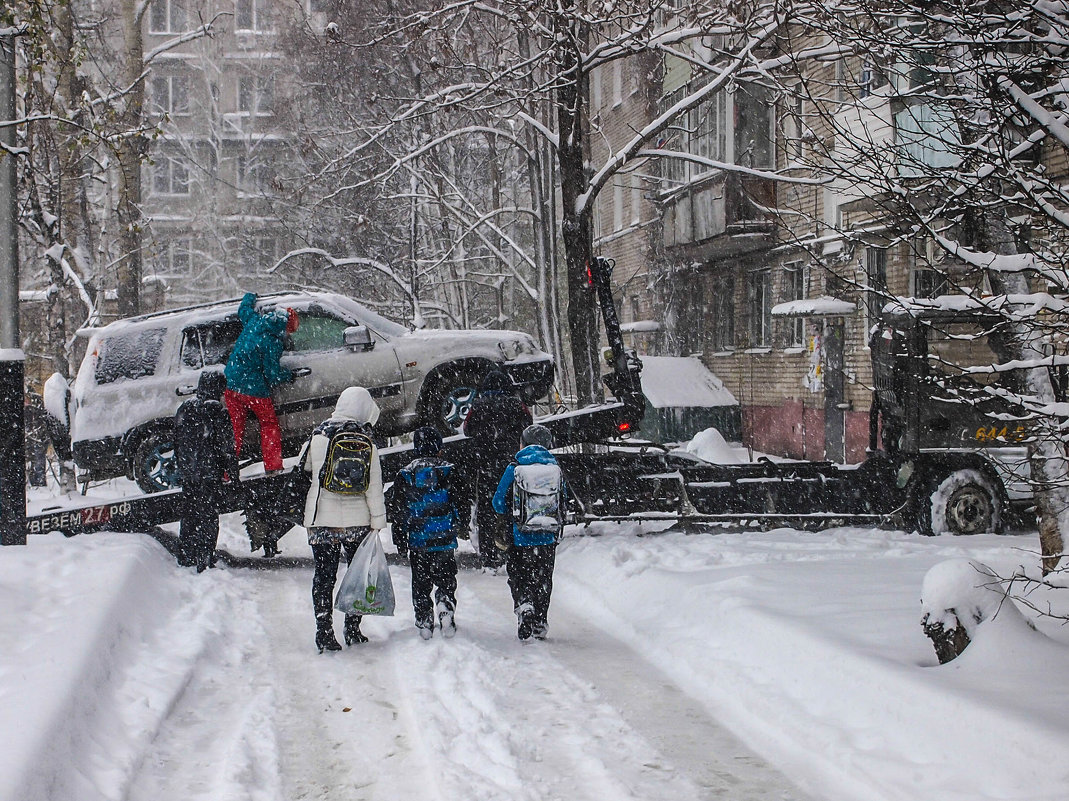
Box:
<box><xmin>224</xmin><ymin>389</ymin><xmax>283</xmax><ymax>472</ymax></box>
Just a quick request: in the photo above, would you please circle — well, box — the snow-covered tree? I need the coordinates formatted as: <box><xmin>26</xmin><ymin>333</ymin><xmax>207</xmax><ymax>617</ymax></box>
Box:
<box><xmin>311</xmin><ymin>0</ymin><xmax>810</xmax><ymax>403</ymax></box>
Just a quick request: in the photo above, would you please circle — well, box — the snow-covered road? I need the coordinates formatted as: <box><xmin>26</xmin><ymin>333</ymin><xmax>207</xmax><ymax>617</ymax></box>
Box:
<box><xmin>4</xmin><ymin>520</ymin><xmax>1069</xmax><ymax>801</ymax></box>
<box><xmin>124</xmin><ymin>559</ymin><xmax>807</xmax><ymax>801</ymax></box>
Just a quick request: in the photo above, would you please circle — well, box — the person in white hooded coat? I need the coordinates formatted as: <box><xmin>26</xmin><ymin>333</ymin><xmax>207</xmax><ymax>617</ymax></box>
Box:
<box><xmin>301</xmin><ymin>386</ymin><xmax>387</xmax><ymax>652</ymax></box>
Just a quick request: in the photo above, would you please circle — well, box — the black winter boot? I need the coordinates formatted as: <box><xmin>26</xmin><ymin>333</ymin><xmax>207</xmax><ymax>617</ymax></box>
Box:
<box><xmin>344</xmin><ymin>614</ymin><xmax>368</xmax><ymax>646</ymax></box>
<box><xmin>316</xmin><ymin>615</ymin><xmax>342</xmax><ymax>653</ymax></box>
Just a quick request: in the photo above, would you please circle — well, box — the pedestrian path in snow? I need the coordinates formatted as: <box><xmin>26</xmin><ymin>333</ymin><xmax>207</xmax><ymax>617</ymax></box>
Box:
<box><xmin>123</xmin><ymin>562</ymin><xmax>808</xmax><ymax>801</ymax></box>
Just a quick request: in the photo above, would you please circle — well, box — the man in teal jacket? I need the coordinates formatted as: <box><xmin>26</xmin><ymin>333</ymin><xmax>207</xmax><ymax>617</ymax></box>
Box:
<box><xmin>223</xmin><ymin>292</ymin><xmax>297</xmax><ymax>473</ymax></box>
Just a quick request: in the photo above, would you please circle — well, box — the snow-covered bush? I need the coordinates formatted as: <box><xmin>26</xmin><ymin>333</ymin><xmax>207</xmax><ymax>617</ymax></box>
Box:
<box><xmin>920</xmin><ymin>559</ymin><xmax>1034</xmax><ymax>663</ymax></box>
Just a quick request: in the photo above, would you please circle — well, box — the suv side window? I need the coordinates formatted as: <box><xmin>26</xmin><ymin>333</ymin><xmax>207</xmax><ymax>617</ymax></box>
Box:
<box><xmin>181</xmin><ymin>320</ymin><xmax>242</xmax><ymax>369</ymax></box>
<box><xmin>96</xmin><ymin>328</ymin><xmax>168</xmax><ymax>384</ymax></box>
<box><xmin>289</xmin><ymin>311</ymin><xmax>352</xmax><ymax>352</ymax></box>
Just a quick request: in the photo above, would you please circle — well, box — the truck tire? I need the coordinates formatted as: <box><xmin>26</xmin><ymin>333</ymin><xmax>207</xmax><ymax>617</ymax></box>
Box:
<box><xmin>132</xmin><ymin>431</ymin><xmax>180</xmax><ymax>493</ymax></box>
<box><xmin>923</xmin><ymin>469</ymin><xmax>1002</xmax><ymax>536</ymax></box>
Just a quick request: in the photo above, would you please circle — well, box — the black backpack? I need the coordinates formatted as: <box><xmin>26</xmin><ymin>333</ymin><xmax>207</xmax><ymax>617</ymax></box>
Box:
<box><xmin>317</xmin><ymin>420</ymin><xmax>374</xmax><ymax>495</ymax></box>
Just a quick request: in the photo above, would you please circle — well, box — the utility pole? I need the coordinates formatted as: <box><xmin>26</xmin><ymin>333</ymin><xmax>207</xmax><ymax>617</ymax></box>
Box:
<box><xmin>0</xmin><ymin>32</ymin><xmax>26</xmax><ymax>545</ymax></box>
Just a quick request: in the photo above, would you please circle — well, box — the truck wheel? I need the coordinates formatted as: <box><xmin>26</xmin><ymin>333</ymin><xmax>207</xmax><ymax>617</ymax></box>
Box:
<box><xmin>132</xmin><ymin>432</ymin><xmax>180</xmax><ymax>493</ymax></box>
<box><xmin>422</xmin><ymin>368</ymin><xmax>483</xmax><ymax>434</ymax></box>
<box><xmin>925</xmin><ymin>469</ymin><xmax>1002</xmax><ymax>535</ymax></box>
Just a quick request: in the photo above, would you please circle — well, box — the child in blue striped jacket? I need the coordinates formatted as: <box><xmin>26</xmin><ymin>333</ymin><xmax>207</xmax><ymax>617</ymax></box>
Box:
<box><xmin>394</xmin><ymin>427</ymin><xmax>462</xmax><ymax>639</ymax></box>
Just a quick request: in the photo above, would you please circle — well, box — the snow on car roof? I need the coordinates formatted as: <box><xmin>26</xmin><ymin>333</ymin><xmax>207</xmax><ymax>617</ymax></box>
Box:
<box><xmin>88</xmin><ymin>291</ymin><xmax>410</xmax><ymax>339</ymax></box>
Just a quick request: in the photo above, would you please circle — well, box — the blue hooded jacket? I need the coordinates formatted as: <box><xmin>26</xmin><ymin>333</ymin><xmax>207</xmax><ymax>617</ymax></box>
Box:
<box><xmin>395</xmin><ymin>456</ymin><xmax>459</xmax><ymax>551</ymax></box>
<box><xmin>224</xmin><ymin>293</ymin><xmax>294</xmax><ymax>398</ymax></box>
<box><xmin>492</xmin><ymin>445</ymin><xmax>565</xmax><ymax>547</ymax></box>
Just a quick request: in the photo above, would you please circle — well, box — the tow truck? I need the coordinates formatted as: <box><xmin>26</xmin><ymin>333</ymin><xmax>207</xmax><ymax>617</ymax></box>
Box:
<box><xmin>23</xmin><ymin>259</ymin><xmax>1038</xmax><ymax>540</ymax></box>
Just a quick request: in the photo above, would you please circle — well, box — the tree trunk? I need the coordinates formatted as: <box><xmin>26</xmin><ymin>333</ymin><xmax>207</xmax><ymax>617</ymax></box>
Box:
<box><xmin>553</xmin><ymin>13</ymin><xmax>599</xmax><ymax>407</ymax></box>
<box><xmin>980</xmin><ymin>212</ymin><xmax>1068</xmax><ymax>574</ymax></box>
<box><xmin>116</xmin><ymin>0</ymin><xmax>145</xmax><ymax>319</ymax></box>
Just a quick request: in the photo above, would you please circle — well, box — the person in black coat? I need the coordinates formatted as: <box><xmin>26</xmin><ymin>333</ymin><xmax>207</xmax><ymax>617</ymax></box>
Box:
<box><xmin>462</xmin><ymin>369</ymin><xmax>532</xmax><ymax>568</ymax></box>
<box><xmin>175</xmin><ymin>371</ymin><xmax>240</xmax><ymax>571</ymax></box>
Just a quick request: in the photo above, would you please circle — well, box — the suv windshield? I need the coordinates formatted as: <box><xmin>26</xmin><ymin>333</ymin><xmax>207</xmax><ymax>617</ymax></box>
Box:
<box><xmin>96</xmin><ymin>328</ymin><xmax>167</xmax><ymax>384</ymax></box>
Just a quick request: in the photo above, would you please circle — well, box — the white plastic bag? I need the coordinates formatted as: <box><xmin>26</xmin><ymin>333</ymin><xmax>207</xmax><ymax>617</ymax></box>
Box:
<box><xmin>335</xmin><ymin>532</ymin><xmax>395</xmax><ymax>616</ymax></box>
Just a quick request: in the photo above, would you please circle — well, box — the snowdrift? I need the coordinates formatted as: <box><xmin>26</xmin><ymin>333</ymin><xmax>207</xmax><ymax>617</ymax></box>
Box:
<box><xmin>556</xmin><ymin>525</ymin><xmax>1069</xmax><ymax>801</ymax></box>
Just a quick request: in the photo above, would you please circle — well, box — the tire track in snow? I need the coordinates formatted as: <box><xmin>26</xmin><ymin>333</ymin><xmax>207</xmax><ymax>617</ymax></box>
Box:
<box><xmin>123</xmin><ymin>556</ymin><xmax>808</xmax><ymax>801</ymax></box>
<box><xmin>543</xmin><ymin>591</ymin><xmax>812</xmax><ymax>801</ymax></box>
<box><xmin>389</xmin><ymin>568</ymin><xmax>806</xmax><ymax>801</ymax></box>
<box><xmin>121</xmin><ymin>568</ymin><xmax>284</xmax><ymax>801</ymax></box>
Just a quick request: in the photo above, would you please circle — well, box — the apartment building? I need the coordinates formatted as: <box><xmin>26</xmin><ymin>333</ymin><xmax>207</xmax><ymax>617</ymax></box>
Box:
<box><xmin>141</xmin><ymin>0</ymin><xmax>298</xmax><ymax>306</ymax></box>
<box><xmin>589</xmin><ymin>32</ymin><xmax>1006</xmax><ymax>463</ymax></box>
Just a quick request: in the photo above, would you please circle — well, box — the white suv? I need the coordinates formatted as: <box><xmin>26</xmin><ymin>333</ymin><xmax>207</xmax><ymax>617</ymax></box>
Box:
<box><xmin>65</xmin><ymin>291</ymin><xmax>554</xmax><ymax>491</ymax></box>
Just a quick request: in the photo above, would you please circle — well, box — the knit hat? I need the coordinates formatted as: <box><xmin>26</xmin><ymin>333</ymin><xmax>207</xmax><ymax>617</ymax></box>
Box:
<box><xmin>521</xmin><ymin>424</ymin><xmax>554</xmax><ymax>449</ymax></box>
<box><xmin>413</xmin><ymin>426</ymin><xmax>443</xmax><ymax>457</ymax></box>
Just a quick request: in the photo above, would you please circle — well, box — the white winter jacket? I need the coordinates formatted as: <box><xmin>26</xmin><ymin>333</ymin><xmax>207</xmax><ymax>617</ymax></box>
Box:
<box><xmin>302</xmin><ymin>387</ymin><xmax>387</xmax><ymax>531</ymax></box>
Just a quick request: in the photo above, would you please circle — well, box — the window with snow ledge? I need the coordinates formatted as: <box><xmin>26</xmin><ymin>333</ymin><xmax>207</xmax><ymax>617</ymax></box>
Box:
<box><xmin>782</xmin><ymin>261</ymin><xmax>806</xmax><ymax>348</ymax></box>
<box><xmin>238</xmin><ymin>76</ymin><xmax>274</xmax><ymax>115</ymax></box>
<box><xmin>152</xmin><ymin>75</ymin><xmax>190</xmax><ymax>117</ymax></box>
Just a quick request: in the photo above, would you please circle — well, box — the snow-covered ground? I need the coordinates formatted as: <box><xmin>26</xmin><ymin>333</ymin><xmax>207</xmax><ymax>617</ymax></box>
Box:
<box><xmin>2</xmin><ymin>509</ymin><xmax>1067</xmax><ymax>801</ymax></box>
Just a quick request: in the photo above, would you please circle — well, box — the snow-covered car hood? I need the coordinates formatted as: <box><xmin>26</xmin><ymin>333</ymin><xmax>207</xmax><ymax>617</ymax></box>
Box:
<box><xmin>395</xmin><ymin>327</ymin><xmax>548</xmax><ymax>363</ymax></box>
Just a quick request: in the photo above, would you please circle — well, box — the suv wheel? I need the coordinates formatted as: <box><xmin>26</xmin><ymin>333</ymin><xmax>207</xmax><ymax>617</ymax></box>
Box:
<box><xmin>132</xmin><ymin>432</ymin><xmax>180</xmax><ymax>493</ymax></box>
<box><xmin>422</xmin><ymin>368</ymin><xmax>483</xmax><ymax>434</ymax></box>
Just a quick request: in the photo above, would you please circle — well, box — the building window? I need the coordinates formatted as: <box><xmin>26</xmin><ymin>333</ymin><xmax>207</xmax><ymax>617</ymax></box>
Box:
<box><xmin>660</xmin><ymin>85</ymin><xmax>688</xmax><ymax>186</ymax></box>
<box><xmin>152</xmin><ymin>156</ymin><xmax>190</xmax><ymax>195</ymax></box>
<box><xmin>864</xmin><ymin>247</ymin><xmax>888</xmax><ymax>327</ymax></box>
<box><xmin>748</xmin><ymin>270</ymin><xmax>772</xmax><ymax>346</ymax></box>
<box><xmin>734</xmin><ymin>83</ymin><xmax>774</xmax><ymax>169</ymax></box>
<box><xmin>151</xmin><ymin>75</ymin><xmax>190</xmax><ymax>116</ymax></box>
<box><xmin>835</xmin><ymin>58</ymin><xmax>848</xmax><ymax>102</ymax></box>
<box><xmin>858</xmin><ymin>59</ymin><xmax>887</xmax><ymax>99</ymax></box>
<box><xmin>913</xmin><ymin>268</ymin><xmax>948</xmax><ymax>299</ymax></box>
<box><xmin>243</xmin><ymin>235</ymin><xmax>278</xmax><ymax>269</ymax></box>
<box><xmin>613</xmin><ymin>181</ymin><xmax>624</xmax><ymax>232</ymax></box>
<box><xmin>236</xmin><ymin>0</ymin><xmax>272</xmax><ymax>31</ymax></box>
<box><xmin>692</xmin><ymin>88</ymin><xmax>729</xmax><ymax>168</ymax></box>
<box><xmin>783</xmin><ymin>262</ymin><xmax>805</xmax><ymax>347</ymax></box>
<box><xmin>711</xmin><ymin>276</ymin><xmax>735</xmax><ymax>351</ymax></box>
<box><xmin>786</xmin><ymin>93</ymin><xmax>805</xmax><ymax>164</ymax></box>
<box><xmin>238</xmin><ymin>76</ymin><xmax>274</xmax><ymax>114</ymax></box>
<box><xmin>149</xmin><ymin>0</ymin><xmax>186</xmax><ymax>33</ymax></box>
<box><xmin>591</xmin><ymin>68</ymin><xmax>602</xmax><ymax>113</ymax></box>
<box><xmin>237</xmin><ymin>154</ymin><xmax>271</xmax><ymax>193</ymax></box>
<box><xmin>630</xmin><ymin>295</ymin><xmax>641</xmax><ymax>321</ymax></box>
<box><xmin>612</xmin><ymin>60</ymin><xmax>623</xmax><ymax>106</ymax></box>
<box><xmin>630</xmin><ymin>174</ymin><xmax>642</xmax><ymax>225</ymax></box>
<box><xmin>658</xmin><ymin>78</ymin><xmax>773</xmax><ymax>184</ymax></box>
<box><xmin>155</xmin><ymin>238</ymin><xmax>192</xmax><ymax>278</ymax></box>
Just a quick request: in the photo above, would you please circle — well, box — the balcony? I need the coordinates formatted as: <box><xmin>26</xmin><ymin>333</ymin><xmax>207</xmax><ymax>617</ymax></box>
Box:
<box><xmin>662</xmin><ymin>171</ymin><xmax>774</xmax><ymax>260</ymax></box>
